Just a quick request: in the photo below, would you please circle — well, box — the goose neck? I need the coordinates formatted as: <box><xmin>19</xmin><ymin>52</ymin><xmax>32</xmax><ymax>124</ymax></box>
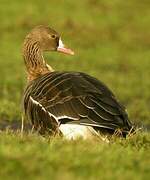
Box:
<box><xmin>23</xmin><ymin>38</ymin><xmax>53</xmax><ymax>81</ymax></box>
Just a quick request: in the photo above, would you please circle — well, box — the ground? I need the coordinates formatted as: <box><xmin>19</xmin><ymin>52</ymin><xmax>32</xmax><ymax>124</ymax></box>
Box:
<box><xmin>0</xmin><ymin>0</ymin><xmax>149</xmax><ymax>179</ymax></box>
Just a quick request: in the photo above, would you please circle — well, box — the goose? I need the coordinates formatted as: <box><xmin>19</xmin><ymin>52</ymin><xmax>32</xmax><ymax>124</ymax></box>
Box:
<box><xmin>22</xmin><ymin>25</ymin><xmax>133</xmax><ymax>139</ymax></box>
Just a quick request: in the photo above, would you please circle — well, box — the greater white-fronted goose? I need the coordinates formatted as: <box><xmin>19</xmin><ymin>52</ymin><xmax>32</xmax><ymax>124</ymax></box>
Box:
<box><xmin>22</xmin><ymin>25</ymin><xmax>133</xmax><ymax>139</ymax></box>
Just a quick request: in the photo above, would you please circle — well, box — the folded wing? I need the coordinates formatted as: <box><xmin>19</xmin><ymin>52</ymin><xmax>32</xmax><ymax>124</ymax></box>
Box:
<box><xmin>24</xmin><ymin>71</ymin><xmax>132</xmax><ymax>134</ymax></box>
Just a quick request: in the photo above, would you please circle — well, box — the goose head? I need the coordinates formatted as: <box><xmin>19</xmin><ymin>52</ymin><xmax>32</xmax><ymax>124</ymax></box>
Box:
<box><xmin>26</xmin><ymin>25</ymin><xmax>74</xmax><ymax>55</ymax></box>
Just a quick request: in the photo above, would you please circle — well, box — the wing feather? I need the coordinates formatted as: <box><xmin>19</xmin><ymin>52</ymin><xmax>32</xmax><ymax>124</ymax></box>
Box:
<box><xmin>24</xmin><ymin>71</ymin><xmax>132</xmax><ymax>135</ymax></box>
<box><xmin>26</xmin><ymin>96</ymin><xmax>59</xmax><ymax>134</ymax></box>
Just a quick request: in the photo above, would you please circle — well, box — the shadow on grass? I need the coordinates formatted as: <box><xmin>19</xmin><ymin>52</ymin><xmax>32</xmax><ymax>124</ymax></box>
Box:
<box><xmin>0</xmin><ymin>120</ymin><xmax>32</xmax><ymax>132</ymax></box>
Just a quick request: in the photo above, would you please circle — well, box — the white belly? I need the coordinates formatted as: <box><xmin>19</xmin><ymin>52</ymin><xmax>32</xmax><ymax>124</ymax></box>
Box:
<box><xmin>59</xmin><ymin>124</ymin><xmax>99</xmax><ymax>140</ymax></box>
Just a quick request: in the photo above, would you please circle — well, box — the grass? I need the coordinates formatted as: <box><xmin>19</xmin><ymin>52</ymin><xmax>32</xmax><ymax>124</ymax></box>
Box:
<box><xmin>0</xmin><ymin>132</ymin><xmax>149</xmax><ymax>180</ymax></box>
<box><xmin>0</xmin><ymin>0</ymin><xmax>150</xmax><ymax>179</ymax></box>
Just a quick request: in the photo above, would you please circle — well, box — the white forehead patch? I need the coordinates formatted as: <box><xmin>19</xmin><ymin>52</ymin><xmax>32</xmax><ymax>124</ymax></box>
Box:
<box><xmin>58</xmin><ymin>38</ymin><xmax>64</xmax><ymax>48</ymax></box>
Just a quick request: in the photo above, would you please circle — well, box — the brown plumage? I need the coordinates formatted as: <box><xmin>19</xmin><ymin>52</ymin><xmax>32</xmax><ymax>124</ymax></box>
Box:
<box><xmin>22</xmin><ymin>25</ymin><xmax>133</xmax><ymax>139</ymax></box>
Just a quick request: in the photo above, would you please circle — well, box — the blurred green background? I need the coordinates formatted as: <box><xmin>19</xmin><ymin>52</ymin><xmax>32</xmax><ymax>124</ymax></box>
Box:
<box><xmin>0</xmin><ymin>1</ymin><xmax>150</xmax><ymax>179</ymax></box>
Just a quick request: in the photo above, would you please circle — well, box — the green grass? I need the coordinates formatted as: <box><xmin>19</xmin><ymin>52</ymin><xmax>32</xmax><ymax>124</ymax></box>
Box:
<box><xmin>0</xmin><ymin>0</ymin><xmax>150</xmax><ymax>179</ymax></box>
<box><xmin>0</xmin><ymin>132</ymin><xmax>149</xmax><ymax>180</ymax></box>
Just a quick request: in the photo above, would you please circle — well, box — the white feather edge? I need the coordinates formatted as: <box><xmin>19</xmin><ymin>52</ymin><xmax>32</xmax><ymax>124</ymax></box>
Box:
<box><xmin>29</xmin><ymin>96</ymin><xmax>108</xmax><ymax>141</ymax></box>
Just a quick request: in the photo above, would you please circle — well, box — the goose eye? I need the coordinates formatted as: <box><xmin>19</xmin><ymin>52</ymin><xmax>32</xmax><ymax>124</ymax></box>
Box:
<box><xmin>51</xmin><ymin>34</ymin><xmax>56</xmax><ymax>39</ymax></box>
